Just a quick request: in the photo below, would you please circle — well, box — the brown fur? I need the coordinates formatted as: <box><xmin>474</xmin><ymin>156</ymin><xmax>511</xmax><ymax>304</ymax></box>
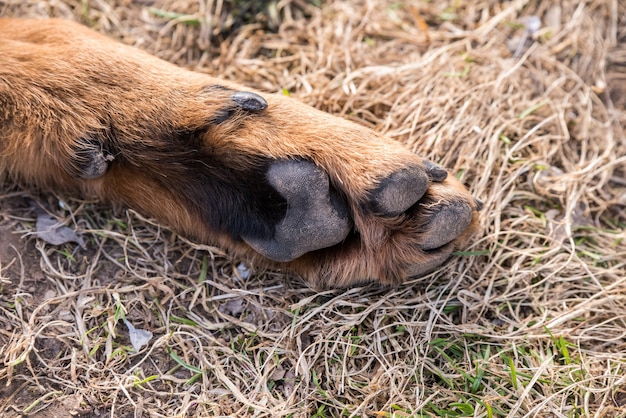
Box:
<box><xmin>0</xmin><ymin>18</ymin><xmax>480</xmax><ymax>288</ymax></box>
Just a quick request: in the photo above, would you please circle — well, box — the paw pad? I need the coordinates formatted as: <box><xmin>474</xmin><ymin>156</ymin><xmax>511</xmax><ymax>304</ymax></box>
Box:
<box><xmin>73</xmin><ymin>138</ymin><xmax>114</xmax><ymax>179</ymax></box>
<box><xmin>369</xmin><ymin>165</ymin><xmax>429</xmax><ymax>216</ymax></box>
<box><xmin>231</xmin><ymin>91</ymin><xmax>268</xmax><ymax>112</ymax></box>
<box><xmin>242</xmin><ymin>160</ymin><xmax>352</xmax><ymax>262</ymax></box>
<box><xmin>420</xmin><ymin>200</ymin><xmax>474</xmax><ymax>250</ymax></box>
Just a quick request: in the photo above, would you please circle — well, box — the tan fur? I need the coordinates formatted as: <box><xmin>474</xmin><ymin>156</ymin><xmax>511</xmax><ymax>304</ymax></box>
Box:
<box><xmin>0</xmin><ymin>18</ymin><xmax>480</xmax><ymax>288</ymax></box>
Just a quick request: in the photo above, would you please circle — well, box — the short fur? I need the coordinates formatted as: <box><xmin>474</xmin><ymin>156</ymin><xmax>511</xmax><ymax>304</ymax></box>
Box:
<box><xmin>0</xmin><ymin>18</ymin><xmax>481</xmax><ymax>288</ymax></box>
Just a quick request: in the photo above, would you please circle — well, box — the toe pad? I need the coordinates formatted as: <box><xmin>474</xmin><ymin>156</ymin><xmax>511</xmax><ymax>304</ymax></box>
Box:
<box><xmin>421</xmin><ymin>200</ymin><xmax>473</xmax><ymax>250</ymax></box>
<box><xmin>369</xmin><ymin>165</ymin><xmax>429</xmax><ymax>216</ymax></box>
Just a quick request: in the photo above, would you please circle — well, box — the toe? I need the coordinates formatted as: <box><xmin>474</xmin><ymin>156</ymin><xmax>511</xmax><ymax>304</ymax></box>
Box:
<box><xmin>406</xmin><ymin>249</ymin><xmax>452</xmax><ymax>277</ymax></box>
<box><xmin>369</xmin><ymin>165</ymin><xmax>429</xmax><ymax>216</ymax></box>
<box><xmin>420</xmin><ymin>200</ymin><xmax>474</xmax><ymax>250</ymax></box>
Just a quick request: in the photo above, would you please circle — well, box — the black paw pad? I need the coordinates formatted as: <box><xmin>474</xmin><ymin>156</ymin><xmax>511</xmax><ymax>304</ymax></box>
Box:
<box><xmin>420</xmin><ymin>200</ymin><xmax>473</xmax><ymax>250</ymax></box>
<box><xmin>231</xmin><ymin>92</ymin><xmax>268</xmax><ymax>112</ymax></box>
<box><xmin>211</xmin><ymin>91</ymin><xmax>268</xmax><ymax>124</ymax></box>
<box><xmin>73</xmin><ymin>139</ymin><xmax>114</xmax><ymax>179</ymax></box>
<box><xmin>243</xmin><ymin>160</ymin><xmax>352</xmax><ymax>262</ymax></box>
<box><xmin>369</xmin><ymin>165</ymin><xmax>429</xmax><ymax>216</ymax></box>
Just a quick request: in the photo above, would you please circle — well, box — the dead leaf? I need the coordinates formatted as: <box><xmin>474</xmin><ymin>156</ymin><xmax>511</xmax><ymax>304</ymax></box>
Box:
<box><xmin>124</xmin><ymin>319</ymin><xmax>153</xmax><ymax>351</ymax></box>
<box><xmin>36</xmin><ymin>213</ymin><xmax>85</xmax><ymax>248</ymax></box>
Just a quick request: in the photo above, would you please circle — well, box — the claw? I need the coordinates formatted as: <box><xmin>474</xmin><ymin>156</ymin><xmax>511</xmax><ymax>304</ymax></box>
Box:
<box><xmin>422</xmin><ymin>160</ymin><xmax>448</xmax><ymax>182</ymax></box>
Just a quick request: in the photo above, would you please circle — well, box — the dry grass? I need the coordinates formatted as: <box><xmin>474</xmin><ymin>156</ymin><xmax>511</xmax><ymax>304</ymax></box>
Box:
<box><xmin>1</xmin><ymin>0</ymin><xmax>625</xmax><ymax>416</ymax></box>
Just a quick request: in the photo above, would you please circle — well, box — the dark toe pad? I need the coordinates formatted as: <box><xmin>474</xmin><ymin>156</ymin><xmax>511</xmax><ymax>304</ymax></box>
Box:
<box><xmin>406</xmin><ymin>250</ymin><xmax>452</xmax><ymax>277</ymax></box>
<box><xmin>421</xmin><ymin>200</ymin><xmax>473</xmax><ymax>250</ymax></box>
<box><xmin>243</xmin><ymin>160</ymin><xmax>352</xmax><ymax>262</ymax></box>
<box><xmin>369</xmin><ymin>165</ymin><xmax>429</xmax><ymax>216</ymax></box>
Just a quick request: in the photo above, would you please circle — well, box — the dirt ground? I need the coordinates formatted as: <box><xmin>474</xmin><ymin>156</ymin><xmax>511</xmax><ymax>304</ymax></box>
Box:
<box><xmin>1</xmin><ymin>0</ymin><xmax>625</xmax><ymax>417</ymax></box>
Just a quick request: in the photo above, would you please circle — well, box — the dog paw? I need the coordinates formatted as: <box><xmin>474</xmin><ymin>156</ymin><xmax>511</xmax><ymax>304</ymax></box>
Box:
<box><xmin>257</xmin><ymin>155</ymin><xmax>481</xmax><ymax>287</ymax></box>
<box><xmin>206</xmin><ymin>93</ymin><xmax>483</xmax><ymax>287</ymax></box>
<box><xmin>1</xmin><ymin>19</ymin><xmax>481</xmax><ymax>287</ymax></box>
<box><xmin>72</xmin><ymin>87</ymin><xmax>481</xmax><ymax>287</ymax></box>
